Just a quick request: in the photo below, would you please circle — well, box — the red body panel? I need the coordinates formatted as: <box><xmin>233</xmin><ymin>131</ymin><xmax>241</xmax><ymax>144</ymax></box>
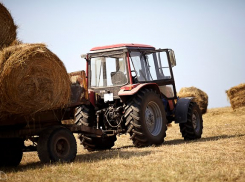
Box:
<box><xmin>119</xmin><ymin>83</ymin><xmax>174</xmax><ymax>110</ymax></box>
<box><xmin>118</xmin><ymin>83</ymin><xmax>160</xmax><ymax>96</ymax></box>
<box><xmin>86</xmin><ymin>55</ymin><xmax>88</xmax><ymax>89</ymax></box>
<box><xmin>169</xmin><ymin>100</ymin><xmax>174</xmax><ymax>110</ymax></box>
<box><xmin>126</xmin><ymin>52</ymin><xmax>133</xmax><ymax>84</ymax></box>
<box><xmin>88</xmin><ymin>90</ymin><xmax>95</xmax><ymax>107</ymax></box>
<box><xmin>90</xmin><ymin>43</ymin><xmax>155</xmax><ymax>51</ymax></box>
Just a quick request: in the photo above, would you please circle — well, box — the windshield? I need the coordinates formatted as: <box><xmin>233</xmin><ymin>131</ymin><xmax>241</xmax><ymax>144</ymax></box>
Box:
<box><xmin>90</xmin><ymin>54</ymin><xmax>128</xmax><ymax>87</ymax></box>
<box><xmin>129</xmin><ymin>51</ymin><xmax>172</xmax><ymax>82</ymax></box>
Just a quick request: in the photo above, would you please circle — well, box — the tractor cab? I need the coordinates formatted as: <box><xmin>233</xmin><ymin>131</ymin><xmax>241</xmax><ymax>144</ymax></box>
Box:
<box><xmin>82</xmin><ymin>43</ymin><xmax>177</xmax><ymax>108</ymax></box>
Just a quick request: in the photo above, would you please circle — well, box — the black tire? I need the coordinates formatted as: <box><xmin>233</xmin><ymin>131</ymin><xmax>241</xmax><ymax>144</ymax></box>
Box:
<box><xmin>79</xmin><ymin>135</ymin><xmax>117</xmax><ymax>152</ymax></box>
<box><xmin>179</xmin><ymin>102</ymin><xmax>203</xmax><ymax>140</ymax></box>
<box><xmin>37</xmin><ymin>126</ymin><xmax>77</xmax><ymax>163</ymax></box>
<box><xmin>125</xmin><ymin>88</ymin><xmax>167</xmax><ymax>147</ymax></box>
<box><xmin>75</xmin><ymin>105</ymin><xmax>116</xmax><ymax>152</ymax></box>
<box><xmin>0</xmin><ymin>138</ymin><xmax>23</xmax><ymax>167</ymax></box>
<box><xmin>75</xmin><ymin>105</ymin><xmax>94</xmax><ymax>126</ymax></box>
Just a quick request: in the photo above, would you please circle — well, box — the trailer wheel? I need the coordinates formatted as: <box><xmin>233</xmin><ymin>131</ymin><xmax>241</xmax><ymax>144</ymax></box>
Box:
<box><xmin>37</xmin><ymin>126</ymin><xmax>77</xmax><ymax>163</ymax></box>
<box><xmin>79</xmin><ymin>135</ymin><xmax>117</xmax><ymax>152</ymax></box>
<box><xmin>179</xmin><ymin>102</ymin><xmax>203</xmax><ymax>140</ymax></box>
<box><xmin>0</xmin><ymin>138</ymin><xmax>23</xmax><ymax>167</ymax></box>
<box><xmin>125</xmin><ymin>88</ymin><xmax>167</xmax><ymax>147</ymax></box>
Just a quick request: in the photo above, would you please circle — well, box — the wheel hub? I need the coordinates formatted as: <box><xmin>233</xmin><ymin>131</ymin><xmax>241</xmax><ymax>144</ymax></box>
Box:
<box><xmin>192</xmin><ymin>111</ymin><xmax>200</xmax><ymax>132</ymax></box>
<box><xmin>144</xmin><ymin>101</ymin><xmax>163</xmax><ymax>136</ymax></box>
<box><xmin>55</xmin><ymin>138</ymin><xmax>69</xmax><ymax>157</ymax></box>
<box><xmin>145</xmin><ymin>107</ymin><xmax>155</xmax><ymax>132</ymax></box>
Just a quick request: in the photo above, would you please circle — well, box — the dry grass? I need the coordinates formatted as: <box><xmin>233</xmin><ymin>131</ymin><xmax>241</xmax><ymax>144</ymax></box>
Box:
<box><xmin>0</xmin><ymin>43</ymin><xmax>71</xmax><ymax>117</ymax></box>
<box><xmin>1</xmin><ymin>106</ymin><xmax>245</xmax><ymax>182</ymax></box>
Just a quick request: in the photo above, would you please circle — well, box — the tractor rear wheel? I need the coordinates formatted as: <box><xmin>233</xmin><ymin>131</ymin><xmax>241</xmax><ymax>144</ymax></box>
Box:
<box><xmin>179</xmin><ymin>102</ymin><xmax>203</xmax><ymax>140</ymax></box>
<box><xmin>79</xmin><ymin>135</ymin><xmax>117</xmax><ymax>152</ymax></box>
<box><xmin>75</xmin><ymin>105</ymin><xmax>116</xmax><ymax>151</ymax></box>
<box><xmin>75</xmin><ymin>105</ymin><xmax>94</xmax><ymax>126</ymax></box>
<box><xmin>125</xmin><ymin>88</ymin><xmax>167</xmax><ymax>147</ymax></box>
<box><xmin>0</xmin><ymin>138</ymin><xmax>23</xmax><ymax>167</ymax></box>
<box><xmin>37</xmin><ymin>126</ymin><xmax>77</xmax><ymax>163</ymax></box>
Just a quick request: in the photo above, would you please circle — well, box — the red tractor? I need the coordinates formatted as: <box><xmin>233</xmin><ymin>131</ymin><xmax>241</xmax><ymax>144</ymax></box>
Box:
<box><xmin>77</xmin><ymin>43</ymin><xmax>203</xmax><ymax>151</ymax></box>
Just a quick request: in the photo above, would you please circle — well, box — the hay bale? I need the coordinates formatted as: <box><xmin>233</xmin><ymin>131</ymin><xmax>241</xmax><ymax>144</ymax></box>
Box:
<box><xmin>178</xmin><ymin>87</ymin><xmax>208</xmax><ymax>114</ymax></box>
<box><xmin>0</xmin><ymin>3</ymin><xmax>17</xmax><ymax>50</ymax></box>
<box><xmin>226</xmin><ymin>83</ymin><xmax>245</xmax><ymax>109</ymax></box>
<box><xmin>0</xmin><ymin>43</ymin><xmax>71</xmax><ymax>116</ymax></box>
<box><xmin>69</xmin><ymin>70</ymin><xmax>88</xmax><ymax>103</ymax></box>
<box><xmin>69</xmin><ymin>70</ymin><xmax>84</xmax><ymax>84</ymax></box>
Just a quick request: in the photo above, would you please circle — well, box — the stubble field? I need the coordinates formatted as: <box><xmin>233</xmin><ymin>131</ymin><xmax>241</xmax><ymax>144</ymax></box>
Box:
<box><xmin>1</xmin><ymin>106</ymin><xmax>245</xmax><ymax>182</ymax></box>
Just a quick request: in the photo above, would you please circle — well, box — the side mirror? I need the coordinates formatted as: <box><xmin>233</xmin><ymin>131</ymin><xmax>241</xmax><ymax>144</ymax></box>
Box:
<box><xmin>81</xmin><ymin>54</ymin><xmax>91</xmax><ymax>60</ymax></box>
<box><xmin>81</xmin><ymin>54</ymin><xmax>87</xmax><ymax>59</ymax></box>
<box><xmin>169</xmin><ymin>50</ymin><xmax>176</xmax><ymax>67</ymax></box>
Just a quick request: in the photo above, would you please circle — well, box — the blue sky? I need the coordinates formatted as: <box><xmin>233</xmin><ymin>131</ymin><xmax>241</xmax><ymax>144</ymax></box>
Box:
<box><xmin>2</xmin><ymin>0</ymin><xmax>245</xmax><ymax>108</ymax></box>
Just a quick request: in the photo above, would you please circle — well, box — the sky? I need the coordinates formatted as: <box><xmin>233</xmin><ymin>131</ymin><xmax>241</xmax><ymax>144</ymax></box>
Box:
<box><xmin>2</xmin><ymin>0</ymin><xmax>245</xmax><ymax>108</ymax></box>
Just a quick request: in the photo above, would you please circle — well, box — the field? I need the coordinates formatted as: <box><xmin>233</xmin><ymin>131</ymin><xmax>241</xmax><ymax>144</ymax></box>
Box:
<box><xmin>1</xmin><ymin>106</ymin><xmax>245</xmax><ymax>182</ymax></box>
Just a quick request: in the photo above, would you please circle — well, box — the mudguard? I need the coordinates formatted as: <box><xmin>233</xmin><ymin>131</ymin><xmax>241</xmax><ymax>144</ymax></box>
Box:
<box><xmin>175</xmin><ymin>97</ymin><xmax>194</xmax><ymax>123</ymax></box>
<box><xmin>118</xmin><ymin>83</ymin><xmax>160</xmax><ymax>96</ymax></box>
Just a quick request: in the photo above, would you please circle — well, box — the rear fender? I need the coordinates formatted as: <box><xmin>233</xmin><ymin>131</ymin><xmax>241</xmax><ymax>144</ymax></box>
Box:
<box><xmin>175</xmin><ymin>97</ymin><xmax>194</xmax><ymax>123</ymax></box>
<box><xmin>118</xmin><ymin>83</ymin><xmax>160</xmax><ymax>96</ymax></box>
<box><xmin>118</xmin><ymin>83</ymin><xmax>161</xmax><ymax>103</ymax></box>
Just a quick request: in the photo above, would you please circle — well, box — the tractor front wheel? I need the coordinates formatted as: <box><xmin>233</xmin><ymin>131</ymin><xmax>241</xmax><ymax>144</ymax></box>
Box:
<box><xmin>125</xmin><ymin>88</ymin><xmax>167</xmax><ymax>147</ymax></box>
<box><xmin>179</xmin><ymin>102</ymin><xmax>203</xmax><ymax>140</ymax></box>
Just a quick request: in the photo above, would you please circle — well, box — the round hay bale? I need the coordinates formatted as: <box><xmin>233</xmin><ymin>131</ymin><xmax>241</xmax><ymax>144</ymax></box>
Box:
<box><xmin>0</xmin><ymin>3</ymin><xmax>17</xmax><ymax>50</ymax></box>
<box><xmin>178</xmin><ymin>87</ymin><xmax>208</xmax><ymax>114</ymax></box>
<box><xmin>226</xmin><ymin>83</ymin><xmax>245</xmax><ymax>109</ymax></box>
<box><xmin>0</xmin><ymin>43</ymin><xmax>71</xmax><ymax>116</ymax></box>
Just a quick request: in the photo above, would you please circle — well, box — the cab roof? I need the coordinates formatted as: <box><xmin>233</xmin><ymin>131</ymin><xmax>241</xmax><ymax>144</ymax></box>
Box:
<box><xmin>90</xmin><ymin>43</ymin><xmax>155</xmax><ymax>51</ymax></box>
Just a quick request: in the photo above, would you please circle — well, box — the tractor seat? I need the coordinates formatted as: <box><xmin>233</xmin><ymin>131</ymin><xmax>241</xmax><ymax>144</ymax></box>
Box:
<box><xmin>111</xmin><ymin>71</ymin><xmax>127</xmax><ymax>85</ymax></box>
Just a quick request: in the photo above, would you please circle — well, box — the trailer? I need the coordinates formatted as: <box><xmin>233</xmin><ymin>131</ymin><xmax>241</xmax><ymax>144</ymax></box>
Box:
<box><xmin>0</xmin><ymin>71</ymin><xmax>102</xmax><ymax>166</ymax></box>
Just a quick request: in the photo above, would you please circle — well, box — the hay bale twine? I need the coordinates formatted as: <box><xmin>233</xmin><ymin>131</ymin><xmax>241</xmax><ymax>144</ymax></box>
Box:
<box><xmin>0</xmin><ymin>43</ymin><xmax>71</xmax><ymax>116</ymax></box>
<box><xmin>178</xmin><ymin>87</ymin><xmax>208</xmax><ymax>114</ymax></box>
<box><xmin>226</xmin><ymin>83</ymin><xmax>245</xmax><ymax>110</ymax></box>
<box><xmin>0</xmin><ymin>3</ymin><xmax>17</xmax><ymax>50</ymax></box>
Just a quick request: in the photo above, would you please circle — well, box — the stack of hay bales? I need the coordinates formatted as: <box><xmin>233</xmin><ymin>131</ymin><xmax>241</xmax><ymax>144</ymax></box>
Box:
<box><xmin>0</xmin><ymin>3</ymin><xmax>71</xmax><ymax>118</ymax></box>
<box><xmin>226</xmin><ymin>83</ymin><xmax>245</xmax><ymax>110</ymax></box>
<box><xmin>178</xmin><ymin>87</ymin><xmax>208</xmax><ymax>114</ymax></box>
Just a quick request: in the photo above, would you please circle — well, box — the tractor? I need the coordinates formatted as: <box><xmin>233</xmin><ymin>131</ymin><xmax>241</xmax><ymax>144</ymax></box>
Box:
<box><xmin>77</xmin><ymin>43</ymin><xmax>203</xmax><ymax>151</ymax></box>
